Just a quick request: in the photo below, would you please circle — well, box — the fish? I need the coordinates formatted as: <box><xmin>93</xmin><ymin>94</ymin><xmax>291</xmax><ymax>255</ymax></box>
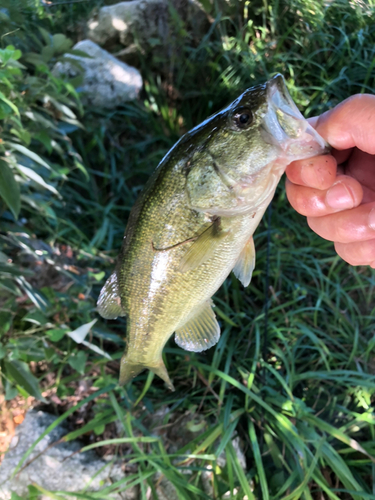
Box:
<box><xmin>97</xmin><ymin>74</ymin><xmax>327</xmax><ymax>391</ymax></box>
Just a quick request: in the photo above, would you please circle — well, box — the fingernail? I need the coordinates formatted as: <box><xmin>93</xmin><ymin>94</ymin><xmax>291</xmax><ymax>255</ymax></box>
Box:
<box><xmin>368</xmin><ymin>207</ymin><xmax>375</xmax><ymax>230</ymax></box>
<box><xmin>326</xmin><ymin>182</ymin><xmax>354</xmax><ymax>210</ymax></box>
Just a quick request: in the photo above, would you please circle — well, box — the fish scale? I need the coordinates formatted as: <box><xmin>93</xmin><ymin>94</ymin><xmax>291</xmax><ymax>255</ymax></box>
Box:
<box><xmin>97</xmin><ymin>74</ymin><xmax>328</xmax><ymax>390</ymax></box>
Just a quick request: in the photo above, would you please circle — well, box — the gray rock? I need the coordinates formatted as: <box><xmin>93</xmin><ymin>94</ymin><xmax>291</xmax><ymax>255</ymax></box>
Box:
<box><xmin>154</xmin><ymin>471</ymin><xmax>179</xmax><ymax>500</ymax></box>
<box><xmin>87</xmin><ymin>0</ymin><xmax>208</xmax><ymax>48</ymax></box>
<box><xmin>0</xmin><ymin>410</ymin><xmax>138</xmax><ymax>500</ymax></box>
<box><xmin>87</xmin><ymin>0</ymin><xmax>168</xmax><ymax>47</ymax></box>
<box><xmin>231</xmin><ymin>436</ymin><xmax>246</xmax><ymax>470</ymax></box>
<box><xmin>53</xmin><ymin>40</ymin><xmax>142</xmax><ymax>108</ymax></box>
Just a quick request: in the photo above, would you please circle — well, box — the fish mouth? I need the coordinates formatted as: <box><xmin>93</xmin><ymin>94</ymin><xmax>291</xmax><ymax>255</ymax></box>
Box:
<box><xmin>262</xmin><ymin>74</ymin><xmax>329</xmax><ymax>158</ymax></box>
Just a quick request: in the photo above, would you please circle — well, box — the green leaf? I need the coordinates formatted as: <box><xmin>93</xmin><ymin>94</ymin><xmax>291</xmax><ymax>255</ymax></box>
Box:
<box><xmin>4</xmin><ymin>359</ymin><xmax>46</xmax><ymax>401</ymax></box>
<box><xmin>94</xmin><ymin>424</ymin><xmax>105</xmax><ymax>435</ymax></box>
<box><xmin>90</xmin><ymin>271</ymin><xmax>105</xmax><ymax>282</ymax></box>
<box><xmin>9</xmin><ymin>143</ymin><xmax>51</xmax><ymax>170</ymax></box>
<box><xmin>0</xmin><ymin>158</ymin><xmax>20</xmax><ymax>219</ymax></box>
<box><xmin>38</xmin><ymin>27</ymin><xmax>52</xmax><ymax>46</ymax></box>
<box><xmin>68</xmin><ymin>350</ymin><xmax>87</xmax><ymax>374</ymax></box>
<box><xmin>46</xmin><ymin>328</ymin><xmax>66</xmax><ymax>342</ymax></box>
<box><xmin>5</xmin><ymin>381</ymin><xmax>18</xmax><ymax>401</ymax></box>
<box><xmin>0</xmin><ymin>45</ymin><xmax>21</xmax><ymax>64</ymax></box>
<box><xmin>22</xmin><ymin>310</ymin><xmax>48</xmax><ymax>326</ymax></box>
<box><xmin>23</xmin><ymin>52</ymin><xmax>45</xmax><ymax>68</ymax></box>
<box><xmin>0</xmin><ymin>250</ymin><xmax>8</xmax><ymax>262</ymax></box>
<box><xmin>10</xmin><ymin>492</ymin><xmax>24</xmax><ymax>500</ymax></box>
<box><xmin>16</xmin><ymin>165</ymin><xmax>59</xmax><ymax>196</ymax></box>
<box><xmin>10</xmin><ymin>127</ymin><xmax>31</xmax><ymax>146</ymax></box>
<box><xmin>41</xmin><ymin>45</ymin><xmax>54</xmax><ymax>63</ymax></box>
<box><xmin>34</xmin><ymin>131</ymin><xmax>53</xmax><ymax>153</ymax></box>
<box><xmin>0</xmin><ymin>91</ymin><xmax>19</xmax><ymax>117</ymax></box>
<box><xmin>0</xmin><ymin>263</ymin><xmax>33</xmax><ymax>276</ymax></box>
<box><xmin>52</xmin><ymin>34</ymin><xmax>73</xmax><ymax>54</ymax></box>
<box><xmin>0</xmin><ymin>311</ymin><xmax>13</xmax><ymax>334</ymax></box>
<box><xmin>0</xmin><ymin>101</ymin><xmax>12</xmax><ymax>119</ymax></box>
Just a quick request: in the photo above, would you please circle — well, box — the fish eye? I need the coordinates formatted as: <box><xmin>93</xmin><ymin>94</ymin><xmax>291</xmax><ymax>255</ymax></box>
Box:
<box><xmin>232</xmin><ymin>107</ymin><xmax>253</xmax><ymax>130</ymax></box>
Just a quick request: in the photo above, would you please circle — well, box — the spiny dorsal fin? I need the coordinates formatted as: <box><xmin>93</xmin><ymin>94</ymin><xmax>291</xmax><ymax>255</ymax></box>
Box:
<box><xmin>97</xmin><ymin>271</ymin><xmax>126</xmax><ymax>319</ymax></box>
<box><xmin>178</xmin><ymin>219</ymin><xmax>229</xmax><ymax>273</ymax></box>
<box><xmin>232</xmin><ymin>236</ymin><xmax>256</xmax><ymax>288</ymax></box>
<box><xmin>175</xmin><ymin>300</ymin><xmax>220</xmax><ymax>352</ymax></box>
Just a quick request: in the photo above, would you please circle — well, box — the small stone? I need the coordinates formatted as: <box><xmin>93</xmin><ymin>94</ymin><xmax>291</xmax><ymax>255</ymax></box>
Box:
<box><xmin>53</xmin><ymin>40</ymin><xmax>143</xmax><ymax>109</ymax></box>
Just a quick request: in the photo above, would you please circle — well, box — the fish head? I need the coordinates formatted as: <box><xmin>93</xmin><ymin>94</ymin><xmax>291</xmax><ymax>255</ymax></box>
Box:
<box><xmin>184</xmin><ymin>74</ymin><xmax>328</xmax><ymax>214</ymax></box>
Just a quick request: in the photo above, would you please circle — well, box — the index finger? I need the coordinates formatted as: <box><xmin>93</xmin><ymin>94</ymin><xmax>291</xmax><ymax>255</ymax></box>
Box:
<box><xmin>314</xmin><ymin>94</ymin><xmax>375</xmax><ymax>154</ymax></box>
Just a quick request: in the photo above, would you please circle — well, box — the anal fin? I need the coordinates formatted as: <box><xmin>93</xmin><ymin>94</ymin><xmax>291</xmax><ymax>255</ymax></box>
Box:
<box><xmin>97</xmin><ymin>271</ymin><xmax>126</xmax><ymax>319</ymax></box>
<box><xmin>232</xmin><ymin>236</ymin><xmax>256</xmax><ymax>288</ymax></box>
<box><xmin>175</xmin><ymin>300</ymin><xmax>220</xmax><ymax>352</ymax></box>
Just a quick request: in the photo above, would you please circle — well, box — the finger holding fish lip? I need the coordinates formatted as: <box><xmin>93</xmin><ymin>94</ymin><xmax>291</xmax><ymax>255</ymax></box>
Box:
<box><xmin>286</xmin><ymin>154</ymin><xmax>337</xmax><ymax>190</ymax></box>
<box><xmin>285</xmin><ymin>174</ymin><xmax>363</xmax><ymax>217</ymax></box>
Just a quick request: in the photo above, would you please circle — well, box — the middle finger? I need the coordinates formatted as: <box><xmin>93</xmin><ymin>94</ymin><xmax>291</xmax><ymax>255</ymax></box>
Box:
<box><xmin>285</xmin><ymin>175</ymin><xmax>363</xmax><ymax>217</ymax></box>
<box><xmin>307</xmin><ymin>201</ymin><xmax>375</xmax><ymax>243</ymax></box>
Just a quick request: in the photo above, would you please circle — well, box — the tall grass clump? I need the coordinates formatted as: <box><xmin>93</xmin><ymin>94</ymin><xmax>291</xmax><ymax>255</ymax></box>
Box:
<box><xmin>1</xmin><ymin>0</ymin><xmax>375</xmax><ymax>499</ymax></box>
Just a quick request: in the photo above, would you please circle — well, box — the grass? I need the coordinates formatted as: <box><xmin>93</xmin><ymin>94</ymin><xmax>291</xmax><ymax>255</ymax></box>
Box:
<box><xmin>1</xmin><ymin>0</ymin><xmax>375</xmax><ymax>499</ymax></box>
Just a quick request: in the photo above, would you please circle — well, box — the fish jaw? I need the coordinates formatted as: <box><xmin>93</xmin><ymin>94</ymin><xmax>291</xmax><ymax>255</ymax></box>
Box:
<box><xmin>263</xmin><ymin>74</ymin><xmax>329</xmax><ymax>160</ymax></box>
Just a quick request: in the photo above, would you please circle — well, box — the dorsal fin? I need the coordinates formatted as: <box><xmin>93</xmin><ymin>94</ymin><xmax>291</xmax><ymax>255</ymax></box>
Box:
<box><xmin>97</xmin><ymin>271</ymin><xmax>126</xmax><ymax>319</ymax></box>
<box><xmin>175</xmin><ymin>300</ymin><xmax>220</xmax><ymax>352</ymax></box>
<box><xmin>232</xmin><ymin>236</ymin><xmax>256</xmax><ymax>287</ymax></box>
<box><xmin>178</xmin><ymin>219</ymin><xmax>229</xmax><ymax>273</ymax></box>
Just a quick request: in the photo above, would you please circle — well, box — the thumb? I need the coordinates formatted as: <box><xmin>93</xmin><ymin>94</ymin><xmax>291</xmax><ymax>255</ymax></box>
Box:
<box><xmin>314</xmin><ymin>94</ymin><xmax>375</xmax><ymax>154</ymax></box>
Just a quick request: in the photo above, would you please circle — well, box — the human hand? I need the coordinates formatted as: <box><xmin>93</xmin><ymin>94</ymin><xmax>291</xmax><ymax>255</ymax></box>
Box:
<box><xmin>285</xmin><ymin>94</ymin><xmax>375</xmax><ymax>267</ymax></box>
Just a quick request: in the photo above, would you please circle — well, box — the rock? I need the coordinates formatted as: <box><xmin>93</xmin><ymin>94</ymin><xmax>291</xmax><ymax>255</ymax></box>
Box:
<box><xmin>0</xmin><ymin>410</ymin><xmax>138</xmax><ymax>500</ymax></box>
<box><xmin>53</xmin><ymin>40</ymin><xmax>142</xmax><ymax>109</ymax></box>
<box><xmin>87</xmin><ymin>0</ymin><xmax>208</xmax><ymax>49</ymax></box>
<box><xmin>231</xmin><ymin>436</ymin><xmax>246</xmax><ymax>470</ymax></box>
<box><xmin>87</xmin><ymin>0</ymin><xmax>168</xmax><ymax>47</ymax></box>
<box><xmin>154</xmin><ymin>471</ymin><xmax>179</xmax><ymax>500</ymax></box>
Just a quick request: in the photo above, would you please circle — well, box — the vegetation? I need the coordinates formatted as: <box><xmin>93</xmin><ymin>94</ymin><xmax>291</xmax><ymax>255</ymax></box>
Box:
<box><xmin>1</xmin><ymin>0</ymin><xmax>375</xmax><ymax>498</ymax></box>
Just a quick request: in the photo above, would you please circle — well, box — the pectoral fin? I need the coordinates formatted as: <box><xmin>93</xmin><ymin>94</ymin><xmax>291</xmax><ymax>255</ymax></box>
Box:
<box><xmin>97</xmin><ymin>271</ymin><xmax>126</xmax><ymax>319</ymax></box>
<box><xmin>179</xmin><ymin>219</ymin><xmax>228</xmax><ymax>273</ymax></box>
<box><xmin>175</xmin><ymin>300</ymin><xmax>220</xmax><ymax>352</ymax></box>
<box><xmin>232</xmin><ymin>237</ymin><xmax>256</xmax><ymax>287</ymax></box>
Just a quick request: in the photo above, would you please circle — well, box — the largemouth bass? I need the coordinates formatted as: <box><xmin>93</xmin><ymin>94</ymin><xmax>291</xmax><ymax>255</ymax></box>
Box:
<box><xmin>97</xmin><ymin>74</ymin><xmax>327</xmax><ymax>390</ymax></box>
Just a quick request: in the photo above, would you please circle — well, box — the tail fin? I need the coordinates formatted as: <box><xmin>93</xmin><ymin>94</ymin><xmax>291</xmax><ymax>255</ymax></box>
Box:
<box><xmin>119</xmin><ymin>355</ymin><xmax>175</xmax><ymax>391</ymax></box>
